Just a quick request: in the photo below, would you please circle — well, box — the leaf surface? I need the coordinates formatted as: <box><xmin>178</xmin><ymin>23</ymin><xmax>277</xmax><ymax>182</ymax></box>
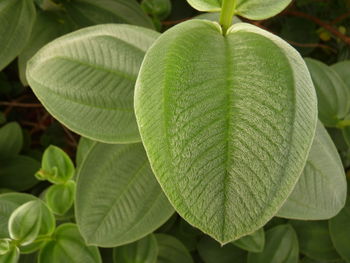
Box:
<box><xmin>155</xmin><ymin>234</ymin><xmax>193</xmax><ymax>263</ymax></box>
<box><xmin>233</xmin><ymin>228</ymin><xmax>265</xmax><ymax>253</ymax></box>
<box><xmin>0</xmin><ymin>122</ymin><xmax>23</xmax><ymax>158</ymax></box>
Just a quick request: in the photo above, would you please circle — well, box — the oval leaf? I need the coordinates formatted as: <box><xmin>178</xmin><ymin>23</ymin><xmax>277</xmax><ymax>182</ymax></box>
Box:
<box><xmin>247</xmin><ymin>224</ymin><xmax>298</xmax><ymax>263</ymax></box>
<box><xmin>76</xmin><ymin>143</ymin><xmax>174</xmax><ymax>247</ymax></box>
<box><xmin>233</xmin><ymin>228</ymin><xmax>265</xmax><ymax>253</ymax></box>
<box><xmin>45</xmin><ymin>181</ymin><xmax>76</xmax><ymax>215</ymax></box>
<box><xmin>0</xmin><ymin>122</ymin><xmax>23</xmax><ymax>158</ymax></box>
<box><xmin>155</xmin><ymin>234</ymin><xmax>193</xmax><ymax>263</ymax></box>
<box><xmin>113</xmin><ymin>234</ymin><xmax>158</xmax><ymax>263</ymax></box>
<box><xmin>277</xmin><ymin>121</ymin><xmax>347</xmax><ymax>220</ymax></box>
<box><xmin>27</xmin><ymin>24</ymin><xmax>159</xmax><ymax>143</ymax></box>
<box><xmin>0</xmin><ymin>0</ymin><xmax>36</xmax><ymax>71</ymax></box>
<box><xmin>135</xmin><ymin>20</ymin><xmax>317</xmax><ymax>243</ymax></box>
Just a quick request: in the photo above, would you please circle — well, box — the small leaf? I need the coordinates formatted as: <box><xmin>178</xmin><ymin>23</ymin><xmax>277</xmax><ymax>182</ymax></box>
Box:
<box><xmin>155</xmin><ymin>234</ymin><xmax>193</xmax><ymax>263</ymax></box>
<box><xmin>329</xmin><ymin>204</ymin><xmax>350</xmax><ymax>262</ymax></box>
<box><xmin>233</xmin><ymin>228</ymin><xmax>265</xmax><ymax>253</ymax></box>
<box><xmin>291</xmin><ymin>220</ymin><xmax>341</xmax><ymax>261</ymax></box>
<box><xmin>38</xmin><ymin>224</ymin><xmax>101</xmax><ymax>263</ymax></box>
<box><xmin>0</xmin><ymin>122</ymin><xmax>23</xmax><ymax>158</ymax></box>
<box><xmin>76</xmin><ymin>143</ymin><xmax>174</xmax><ymax>247</ymax></box>
<box><xmin>0</xmin><ymin>245</ymin><xmax>19</xmax><ymax>263</ymax></box>
<box><xmin>113</xmin><ymin>234</ymin><xmax>158</xmax><ymax>263</ymax></box>
<box><xmin>247</xmin><ymin>225</ymin><xmax>298</xmax><ymax>263</ymax></box>
<box><xmin>141</xmin><ymin>0</ymin><xmax>172</xmax><ymax>20</ymax></box>
<box><xmin>0</xmin><ymin>0</ymin><xmax>36</xmax><ymax>71</ymax></box>
<box><xmin>277</xmin><ymin>121</ymin><xmax>347</xmax><ymax>220</ymax></box>
<box><xmin>305</xmin><ymin>58</ymin><xmax>350</xmax><ymax>127</ymax></box>
<box><xmin>36</xmin><ymin>145</ymin><xmax>75</xmax><ymax>184</ymax></box>
<box><xmin>45</xmin><ymin>181</ymin><xmax>76</xmax><ymax>215</ymax></box>
<box><xmin>331</xmin><ymin>60</ymin><xmax>350</xmax><ymax>87</ymax></box>
<box><xmin>135</xmin><ymin>20</ymin><xmax>317</xmax><ymax>243</ymax></box>
<box><xmin>197</xmin><ymin>236</ymin><xmax>246</xmax><ymax>263</ymax></box>
<box><xmin>27</xmin><ymin>24</ymin><xmax>160</xmax><ymax>143</ymax></box>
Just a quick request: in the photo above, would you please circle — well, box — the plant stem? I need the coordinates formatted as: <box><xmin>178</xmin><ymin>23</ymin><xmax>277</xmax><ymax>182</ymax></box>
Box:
<box><xmin>219</xmin><ymin>0</ymin><xmax>236</xmax><ymax>35</ymax></box>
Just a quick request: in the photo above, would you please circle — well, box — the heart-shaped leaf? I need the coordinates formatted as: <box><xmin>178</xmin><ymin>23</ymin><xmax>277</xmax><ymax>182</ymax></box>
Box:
<box><xmin>27</xmin><ymin>24</ymin><xmax>159</xmax><ymax>143</ymax></box>
<box><xmin>76</xmin><ymin>143</ymin><xmax>174</xmax><ymax>247</ymax></box>
<box><xmin>135</xmin><ymin>20</ymin><xmax>317</xmax><ymax>243</ymax></box>
<box><xmin>277</xmin><ymin>121</ymin><xmax>347</xmax><ymax>220</ymax></box>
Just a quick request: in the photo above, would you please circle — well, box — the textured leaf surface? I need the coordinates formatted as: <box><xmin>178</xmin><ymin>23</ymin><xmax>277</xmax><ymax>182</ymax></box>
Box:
<box><xmin>76</xmin><ymin>143</ymin><xmax>174</xmax><ymax>247</ymax></box>
<box><xmin>38</xmin><ymin>224</ymin><xmax>101</xmax><ymax>263</ymax></box>
<box><xmin>76</xmin><ymin>137</ymin><xmax>95</xmax><ymax>168</ymax></box>
<box><xmin>277</xmin><ymin>121</ymin><xmax>347</xmax><ymax>220</ymax></box>
<box><xmin>27</xmin><ymin>24</ymin><xmax>159</xmax><ymax>143</ymax></box>
<box><xmin>233</xmin><ymin>228</ymin><xmax>265</xmax><ymax>253</ymax></box>
<box><xmin>0</xmin><ymin>122</ymin><xmax>23</xmax><ymax>158</ymax></box>
<box><xmin>247</xmin><ymin>225</ymin><xmax>298</xmax><ymax>263</ymax></box>
<box><xmin>0</xmin><ymin>0</ymin><xmax>36</xmax><ymax>71</ymax></box>
<box><xmin>135</xmin><ymin>20</ymin><xmax>317</xmax><ymax>243</ymax></box>
<box><xmin>291</xmin><ymin>220</ymin><xmax>340</xmax><ymax>261</ymax></box>
<box><xmin>62</xmin><ymin>0</ymin><xmax>154</xmax><ymax>29</ymax></box>
<box><xmin>155</xmin><ymin>234</ymin><xmax>193</xmax><ymax>263</ymax></box>
<box><xmin>113</xmin><ymin>234</ymin><xmax>158</xmax><ymax>263</ymax></box>
<box><xmin>305</xmin><ymin>58</ymin><xmax>350</xmax><ymax>127</ymax></box>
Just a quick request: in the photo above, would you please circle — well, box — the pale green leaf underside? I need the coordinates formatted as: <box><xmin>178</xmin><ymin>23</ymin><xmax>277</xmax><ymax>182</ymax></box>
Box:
<box><xmin>76</xmin><ymin>143</ymin><xmax>174</xmax><ymax>247</ymax></box>
<box><xmin>135</xmin><ymin>20</ymin><xmax>317</xmax><ymax>243</ymax></box>
<box><xmin>186</xmin><ymin>0</ymin><xmax>292</xmax><ymax>19</ymax></box>
<box><xmin>0</xmin><ymin>0</ymin><xmax>36</xmax><ymax>71</ymax></box>
<box><xmin>27</xmin><ymin>24</ymin><xmax>159</xmax><ymax>143</ymax></box>
<box><xmin>277</xmin><ymin>121</ymin><xmax>347</xmax><ymax>220</ymax></box>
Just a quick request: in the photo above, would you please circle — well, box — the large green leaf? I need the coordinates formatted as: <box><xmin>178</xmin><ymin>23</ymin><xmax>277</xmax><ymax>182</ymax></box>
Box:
<box><xmin>0</xmin><ymin>122</ymin><xmax>23</xmax><ymax>158</ymax></box>
<box><xmin>113</xmin><ymin>234</ymin><xmax>158</xmax><ymax>263</ymax></box>
<box><xmin>305</xmin><ymin>58</ymin><xmax>350</xmax><ymax>127</ymax></box>
<box><xmin>186</xmin><ymin>0</ymin><xmax>292</xmax><ymax>19</ymax></box>
<box><xmin>27</xmin><ymin>24</ymin><xmax>159</xmax><ymax>143</ymax></box>
<box><xmin>329</xmin><ymin>204</ymin><xmax>350</xmax><ymax>262</ymax></box>
<box><xmin>38</xmin><ymin>224</ymin><xmax>101</xmax><ymax>263</ymax></box>
<box><xmin>135</xmin><ymin>20</ymin><xmax>317</xmax><ymax>243</ymax></box>
<box><xmin>233</xmin><ymin>228</ymin><xmax>265</xmax><ymax>253</ymax></box>
<box><xmin>62</xmin><ymin>0</ymin><xmax>154</xmax><ymax>29</ymax></box>
<box><xmin>277</xmin><ymin>121</ymin><xmax>347</xmax><ymax>220</ymax></box>
<box><xmin>76</xmin><ymin>137</ymin><xmax>95</xmax><ymax>168</ymax></box>
<box><xmin>18</xmin><ymin>10</ymin><xmax>73</xmax><ymax>86</ymax></box>
<box><xmin>0</xmin><ymin>0</ymin><xmax>36</xmax><ymax>71</ymax></box>
<box><xmin>291</xmin><ymin>220</ymin><xmax>340</xmax><ymax>261</ymax></box>
<box><xmin>247</xmin><ymin>225</ymin><xmax>298</xmax><ymax>263</ymax></box>
<box><xmin>76</xmin><ymin>143</ymin><xmax>174</xmax><ymax>247</ymax></box>
<box><xmin>155</xmin><ymin>234</ymin><xmax>193</xmax><ymax>263</ymax></box>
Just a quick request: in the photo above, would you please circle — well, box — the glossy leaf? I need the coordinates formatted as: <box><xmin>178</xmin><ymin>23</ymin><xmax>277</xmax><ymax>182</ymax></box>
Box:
<box><xmin>305</xmin><ymin>58</ymin><xmax>350</xmax><ymax>127</ymax></box>
<box><xmin>27</xmin><ymin>24</ymin><xmax>159</xmax><ymax>143</ymax></box>
<box><xmin>155</xmin><ymin>234</ymin><xmax>193</xmax><ymax>263</ymax></box>
<box><xmin>277</xmin><ymin>121</ymin><xmax>347</xmax><ymax>220</ymax></box>
<box><xmin>291</xmin><ymin>220</ymin><xmax>340</xmax><ymax>261</ymax></box>
<box><xmin>113</xmin><ymin>234</ymin><xmax>158</xmax><ymax>263</ymax></box>
<box><xmin>247</xmin><ymin>225</ymin><xmax>298</xmax><ymax>263</ymax></box>
<box><xmin>135</xmin><ymin>20</ymin><xmax>317</xmax><ymax>243</ymax></box>
<box><xmin>0</xmin><ymin>0</ymin><xmax>36</xmax><ymax>71</ymax></box>
<box><xmin>76</xmin><ymin>137</ymin><xmax>96</xmax><ymax>168</ymax></box>
<box><xmin>62</xmin><ymin>0</ymin><xmax>154</xmax><ymax>29</ymax></box>
<box><xmin>197</xmin><ymin>236</ymin><xmax>246</xmax><ymax>263</ymax></box>
<box><xmin>38</xmin><ymin>224</ymin><xmax>101</xmax><ymax>263</ymax></box>
<box><xmin>45</xmin><ymin>181</ymin><xmax>76</xmax><ymax>215</ymax></box>
<box><xmin>0</xmin><ymin>246</ymin><xmax>19</xmax><ymax>263</ymax></box>
<box><xmin>18</xmin><ymin>10</ymin><xmax>73</xmax><ymax>86</ymax></box>
<box><xmin>329</xmin><ymin>204</ymin><xmax>350</xmax><ymax>262</ymax></box>
<box><xmin>0</xmin><ymin>122</ymin><xmax>23</xmax><ymax>158</ymax></box>
<box><xmin>0</xmin><ymin>239</ymin><xmax>10</xmax><ymax>255</ymax></box>
<box><xmin>233</xmin><ymin>228</ymin><xmax>265</xmax><ymax>253</ymax></box>
<box><xmin>76</xmin><ymin>143</ymin><xmax>174</xmax><ymax>247</ymax></box>
<box><xmin>186</xmin><ymin>0</ymin><xmax>292</xmax><ymax>19</ymax></box>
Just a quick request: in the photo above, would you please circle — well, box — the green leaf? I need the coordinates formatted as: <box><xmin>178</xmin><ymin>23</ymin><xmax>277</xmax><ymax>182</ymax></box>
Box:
<box><xmin>277</xmin><ymin>121</ymin><xmax>347</xmax><ymax>220</ymax></box>
<box><xmin>0</xmin><ymin>156</ymin><xmax>40</xmax><ymax>191</ymax></box>
<box><xmin>331</xmin><ymin>60</ymin><xmax>350</xmax><ymax>87</ymax></box>
<box><xmin>186</xmin><ymin>0</ymin><xmax>292</xmax><ymax>19</ymax></box>
<box><xmin>329</xmin><ymin>204</ymin><xmax>350</xmax><ymax>262</ymax></box>
<box><xmin>135</xmin><ymin>20</ymin><xmax>317</xmax><ymax>243</ymax></box>
<box><xmin>45</xmin><ymin>181</ymin><xmax>76</xmax><ymax>215</ymax></box>
<box><xmin>76</xmin><ymin>137</ymin><xmax>96</xmax><ymax>168</ymax></box>
<box><xmin>113</xmin><ymin>234</ymin><xmax>158</xmax><ymax>263</ymax></box>
<box><xmin>305</xmin><ymin>58</ymin><xmax>350</xmax><ymax>127</ymax></box>
<box><xmin>233</xmin><ymin>228</ymin><xmax>265</xmax><ymax>253</ymax></box>
<box><xmin>76</xmin><ymin>143</ymin><xmax>174</xmax><ymax>247</ymax></box>
<box><xmin>18</xmin><ymin>10</ymin><xmax>74</xmax><ymax>86</ymax></box>
<box><xmin>36</xmin><ymin>145</ymin><xmax>75</xmax><ymax>184</ymax></box>
<box><xmin>194</xmin><ymin>12</ymin><xmax>241</xmax><ymax>23</ymax></box>
<box><xmin>247</xmin><ymin>225</ymin><xmax>298</xmax><ymax>263</ymax></box>
<box><xmin>197</xmin><ymin>236</ymin><xmax>246</xmax><ymax>263</ymax></box>
<box><xmin>291</xmin><ymin>220</ymin><xmax>340</xmax><ymax>261</ymax></box>
<box><xmin>0</xmin><ymin>245</ymin><xmax>19</xmax><ymax>263</ymax></box>
<box><xmin>38</xmin><ymin>224</ymin><xmax>101</xmax><ymax>263</ymax></box>
<box><xmin>141</xmin><ymin>0</ymin><xmax>172</xmax><ymax>20</ymax></box>
<box><xmin>155</xmin><ymin>234</ymin><xmax>193</xmax><ymax>263</ymax></box>
<box><xmin>0</xmin><ymin>122</ymin><xmax>23</xmax><ymax>158</ymax></box>
<box><xmin>62</xmin><ymin>0</ymin><xmax>154</xmax><ymax>29</ymax></box>
<box><xmin>0</xmin><ymin>0</ymin><xmax>36</xmax><ymax>71</ymax></box>
<box><xmin>27</xmin><ymin>24</ymin><xmax>160</xmax><ymax>143</ymax></box>
<box><xmin>0</xmin><ymin>193</ymin><xmax>36</xmax><ymax>238</ymax></box>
